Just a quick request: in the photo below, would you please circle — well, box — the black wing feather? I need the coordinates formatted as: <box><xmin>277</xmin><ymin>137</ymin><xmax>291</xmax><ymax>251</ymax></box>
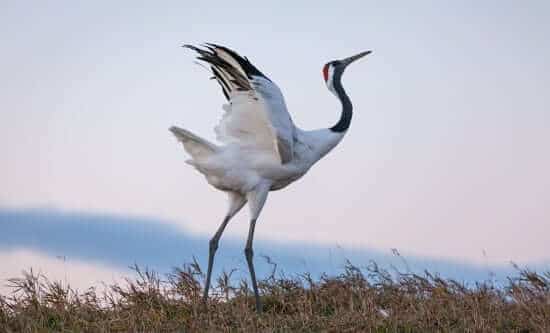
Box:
<box><xmin>184</xmin><ymin>44</ymin><xmax>250</xmax><ymax>90</ymax></box>
<box><xmin>184</xmin><ymin>43</ymin><xmax>273</xmax><ymax>102</ymax></box>
<box><xmin>204</xmin><ymin>43</ymin><xmax>272</xmax><ymax>82</ymax></box>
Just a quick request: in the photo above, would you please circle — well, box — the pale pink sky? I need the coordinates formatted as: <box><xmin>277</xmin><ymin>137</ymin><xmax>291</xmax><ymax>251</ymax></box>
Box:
<box><xmin>1</xmin><ymin>1</ymin><xmax>549</xmax><ymax>266</ymax></box>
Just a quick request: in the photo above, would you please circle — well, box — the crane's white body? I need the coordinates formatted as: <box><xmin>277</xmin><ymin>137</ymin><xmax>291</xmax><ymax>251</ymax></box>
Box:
<box><xmin>172</xmin><ymin>126</ymin><xmax>343</xmax><ymax>194</ymax></box>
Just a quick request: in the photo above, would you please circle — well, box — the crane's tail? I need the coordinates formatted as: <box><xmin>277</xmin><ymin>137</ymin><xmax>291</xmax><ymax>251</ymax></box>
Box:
<box><xmin>169</xmin><ymin>126</ymin><xmax>219</xmax><ymax>165</ymax></box>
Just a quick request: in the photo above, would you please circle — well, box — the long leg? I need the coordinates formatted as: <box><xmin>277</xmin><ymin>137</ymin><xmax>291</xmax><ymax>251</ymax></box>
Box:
<box><xmin>203</xmin><ymin>192</ymin><xmax>246</xmax><ymax>304</ymax></box>
<box><xmin>245</xmin><ymin>182</ymin><xmax>270</xmax><ymax>313</ymax></box>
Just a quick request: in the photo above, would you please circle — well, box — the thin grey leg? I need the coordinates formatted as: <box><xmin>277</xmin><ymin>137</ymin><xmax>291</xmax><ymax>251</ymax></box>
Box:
<box><xmin>244</xmin><ymin>218</ymin><xmax>262</xmax><ymax>313</ymax></box>
<box><xmin>203</xmin><ymin>215</ymin><xmax>230</xmax><ymax>303</ymax></box>
<box><xmin>244</xmin><ymin>182</ymin><xmax>270</xmax><ymax>313</ymax></box>
<box><xmin>203</xmin><ymin>193</ymin><xmax>246</xmax><ymax>305</ymax></box>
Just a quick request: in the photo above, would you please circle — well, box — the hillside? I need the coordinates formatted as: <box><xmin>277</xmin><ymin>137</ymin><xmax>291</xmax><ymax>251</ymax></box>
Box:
<box><xmin>1</xmin><ymin>261</ymin><xmax>548</xmax><ymax>332</ymax></box>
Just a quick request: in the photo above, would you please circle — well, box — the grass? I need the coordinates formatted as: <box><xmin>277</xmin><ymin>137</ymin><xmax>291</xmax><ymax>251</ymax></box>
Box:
<box><xmin>1</xmin><ymin>259</ymin><xmax>548</xmax><ymax>332</ymax></box>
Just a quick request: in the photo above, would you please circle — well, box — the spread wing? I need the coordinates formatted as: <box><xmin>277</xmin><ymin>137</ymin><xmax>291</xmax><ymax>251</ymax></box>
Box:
<box><xmin>184</xmin><ymin>43</ymin><xmax>295</xmax><ymax>163</ymax></box>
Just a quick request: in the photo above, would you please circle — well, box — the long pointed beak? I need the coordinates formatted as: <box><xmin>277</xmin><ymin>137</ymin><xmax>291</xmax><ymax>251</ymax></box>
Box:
<box><xmin>341</xmin><ymin>50</ymin><xmax>372</xmax><ymax>66</ymax></box>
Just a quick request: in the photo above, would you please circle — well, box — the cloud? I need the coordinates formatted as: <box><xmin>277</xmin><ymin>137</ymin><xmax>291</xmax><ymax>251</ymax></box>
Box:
<box><xmin>1</xmin><ymin>208</ymin><xmax>547</xmax><ymax>284</ymax></box>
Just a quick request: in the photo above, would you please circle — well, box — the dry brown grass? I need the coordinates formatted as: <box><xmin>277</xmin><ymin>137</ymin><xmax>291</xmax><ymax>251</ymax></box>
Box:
<box><xmin>1</xmin><ymin>260</ymin><xmax>548</xmax><ymax>332</ymax></box>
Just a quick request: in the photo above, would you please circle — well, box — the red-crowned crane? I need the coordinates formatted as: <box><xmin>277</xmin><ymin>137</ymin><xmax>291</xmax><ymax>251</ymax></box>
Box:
<box><xmin>170</xmin><ymin>43</ymin><xmax>371</xmax><ymax>313</ymax></box>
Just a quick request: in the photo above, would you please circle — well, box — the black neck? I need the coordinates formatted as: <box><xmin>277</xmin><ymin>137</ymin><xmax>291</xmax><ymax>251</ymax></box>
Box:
<box><xmin>329</xmin><ymin>70</ymin><xmax>352</xmax><ymax>133</ymax></box>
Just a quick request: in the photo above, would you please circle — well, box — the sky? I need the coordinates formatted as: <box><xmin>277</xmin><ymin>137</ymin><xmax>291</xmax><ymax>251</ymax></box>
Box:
<box><xmin>1</xmin><ymin>1</ymin><xmax>549</xmax><ymax>290</ymax></box>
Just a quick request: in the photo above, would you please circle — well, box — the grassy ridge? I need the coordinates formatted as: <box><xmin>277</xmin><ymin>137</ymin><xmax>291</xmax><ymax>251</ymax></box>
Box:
<box><xmin>1</xmin><ymin>260</ymin><xmax>548</xmax><ymax>332</ymax></box>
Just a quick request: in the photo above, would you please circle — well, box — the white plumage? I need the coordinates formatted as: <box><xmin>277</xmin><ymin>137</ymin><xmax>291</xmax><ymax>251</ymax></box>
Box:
<box><xmin>170</xmin><ymin>43</ymin><xmax>371</xmax><ymax>312</ymax></box>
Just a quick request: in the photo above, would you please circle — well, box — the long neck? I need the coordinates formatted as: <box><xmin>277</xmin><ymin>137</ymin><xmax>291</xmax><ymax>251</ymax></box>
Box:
<box><xmin>329</xmin><ymin>70</ymin><xmax>352</xmax><ymax>133</ymax></box>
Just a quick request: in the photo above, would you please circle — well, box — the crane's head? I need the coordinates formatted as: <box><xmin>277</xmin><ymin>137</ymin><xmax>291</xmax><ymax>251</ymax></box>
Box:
<box><xmin>323</xmin><ymin>50</ymin><xmax>372</xmax><ymax>91</ymax></box>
